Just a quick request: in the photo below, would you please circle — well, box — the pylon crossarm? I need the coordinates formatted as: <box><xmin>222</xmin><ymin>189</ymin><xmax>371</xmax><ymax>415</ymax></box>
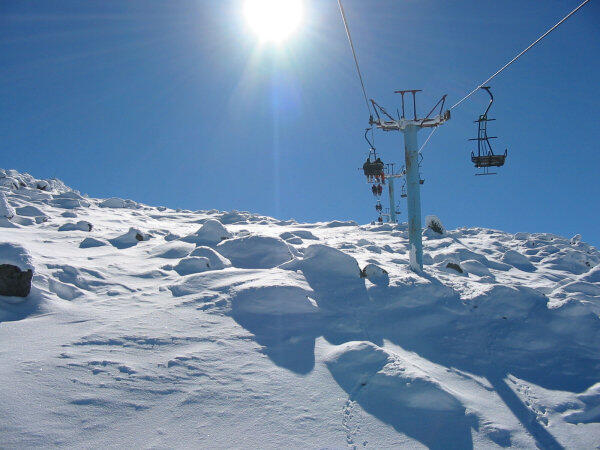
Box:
<box><xmin>370</xmin><ymin>112</ymin><xmax>450</xmax><ymax>131</ymax></box>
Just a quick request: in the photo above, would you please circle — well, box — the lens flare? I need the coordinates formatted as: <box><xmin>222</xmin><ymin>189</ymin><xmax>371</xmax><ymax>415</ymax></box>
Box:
<box><xmin>244</xmin><ymin>0</ymin><xmax>303</xmax><ymax>43</ymax></box>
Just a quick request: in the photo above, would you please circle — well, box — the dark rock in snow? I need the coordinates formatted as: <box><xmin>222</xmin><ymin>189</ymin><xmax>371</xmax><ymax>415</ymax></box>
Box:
<box><xmin>446</xmin><ymin>262</ymin><xmax>463</xmax><ymax>273</ymax></box>
<box><xmin>0</xmin><ymin>264</ymin><xmax>33</xmax><ymax>297</ymax></box>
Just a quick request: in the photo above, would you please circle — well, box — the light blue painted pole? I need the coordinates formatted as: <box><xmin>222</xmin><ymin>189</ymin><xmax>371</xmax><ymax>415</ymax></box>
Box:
<box><xmin>388</xmin><ymin>177</ymin><xmax>396</xmax><ymax>223</ymax></box>
<box><xmin>403</xmin><ymin>125</ymin><xmax>423</xmax><ymax>271</ymax></box>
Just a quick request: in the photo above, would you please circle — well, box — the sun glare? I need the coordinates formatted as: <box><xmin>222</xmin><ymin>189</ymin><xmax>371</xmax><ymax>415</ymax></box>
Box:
<box><xmin>244</xmin><ymin>0</ymin><xmax>303</xmax><ymax>43</ymax></box>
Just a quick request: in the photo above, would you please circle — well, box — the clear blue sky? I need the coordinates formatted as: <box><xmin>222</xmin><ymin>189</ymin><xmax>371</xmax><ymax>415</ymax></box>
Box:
<box><xmin>1</xmin><ymin>0</ymin><xmax>599</xmax><ymax>245</ymax></box>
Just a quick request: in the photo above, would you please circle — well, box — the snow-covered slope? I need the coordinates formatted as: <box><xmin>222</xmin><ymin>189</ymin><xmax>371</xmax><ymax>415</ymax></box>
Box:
<box><xmin>1</xmin><ymin>168</ymin><xmax>599</xmax><ymax>448</ymax></box>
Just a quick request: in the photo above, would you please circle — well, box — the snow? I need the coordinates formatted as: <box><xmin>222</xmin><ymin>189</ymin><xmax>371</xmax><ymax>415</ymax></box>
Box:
<box><xmin>0</xmin><ymin>191</ymin><xmax>15</xmax><ymax>219</ymax></box>
<box><xmin>502</xmin><ymin>249</ymin><xmax>536</xmax><ymax>272</ymax></box>
<box><xmin>99</xmin><ymin>197</ymin><xmax>138</xmax><ymax>209</ymax></box>
<box><xmin>108</xmin><ymin>227</ymin><xmax>150</xmax><ymax>249</ymax></box>
<box><xmin>180</xmin><ymin>219</ymin><xmax>232</xmax><ymax>245</ymax></box>
<box><xmin>172</xmin><ymin>257</ymin><xmax>212</xmax><ymax>275</ymax></box>
<box><xmin>79</xmin><ymin>237</ymin><xmax>107</xmax><ymax>248</ymax></box>
<box><xmin>58</xmin><ymin>220</ymin><xmax>93</xmax><ymax>232</ymax></box>
<box><xmin>189</xmin><ymin>246</ymin><xmax>231</xmax><ymax>269</ymax></box>
<box><xmin>217</xmin><ymin>235</ymin><xmax>292</xmax><ymax>269</ymax></box>
<box><xmin>0</xmin><ymin>168</ymin><xmax>599</xmax><ymax>448</ymax></box>
<box><xmin>362</xmin><ymin>263</ymin><xmax>389</xmax><ymax>286</ymax></box>
<box><xmin>0</xmin><ymin>241</ymin><xmax>34</xmax><ymax>272</ymax></box>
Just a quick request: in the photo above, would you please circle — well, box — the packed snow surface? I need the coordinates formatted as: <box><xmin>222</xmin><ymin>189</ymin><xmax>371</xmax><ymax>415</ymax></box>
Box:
<box><xmin>1</xmin><ymin>169</ymin><xmax>599</xmax><ymax>449</ymax></box>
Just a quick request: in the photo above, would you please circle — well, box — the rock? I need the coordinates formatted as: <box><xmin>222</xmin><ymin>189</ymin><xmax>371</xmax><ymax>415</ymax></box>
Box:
<box><xmin>36</xmin><ymin>180</ymin><xmax>49</xmax><ymax>191</ymax></box>
<box><xmin>445</xmin><ymin>262</ymin><xmax>463</xmax><ymax>273</ymax></box>
<box><xmin>0</xmin><ymin>264</ymin><xmax>33</xmax><ymax>298</ymax></box>
<box><xmin>0</xmin><ymin>243</ymin><xmax>34</xmax><ymax>299</ymax></box>
<box><xmin>361</xmin><ymin>263</ymin><xmax>389</xmax><ymax>286</ymax></box>
<box><xmin>425</xmin><ymin>215</ymin><xmax>445</xmax><ymax>235</ymax></box>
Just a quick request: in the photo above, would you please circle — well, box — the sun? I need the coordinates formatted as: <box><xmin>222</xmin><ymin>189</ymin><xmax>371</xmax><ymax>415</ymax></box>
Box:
<box><xmin>244</xmin><ymin>0</ymin><xmax>303</xmax><ymax>43</ymax></box>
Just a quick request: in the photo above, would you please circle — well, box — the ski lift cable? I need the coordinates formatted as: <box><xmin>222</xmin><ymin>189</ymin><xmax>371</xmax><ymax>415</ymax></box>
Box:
<box><xmin>419</xmin><ymin>127</ymin><xmax>438</xmax><ymax>153</ymax></box>
<box><xmin>337</xmin><ymin>0</ymin><xmax>372</xmax><ymax>116</ymax></box>
<box><xmin>450</xmin><ymin>0</ymin><xmax>592</xmax><ymax>111</ymax></box>
<box><xmin>420</xmin><ymin>0</ymin><xmax>591</xmax><ymax>155</ymax></box>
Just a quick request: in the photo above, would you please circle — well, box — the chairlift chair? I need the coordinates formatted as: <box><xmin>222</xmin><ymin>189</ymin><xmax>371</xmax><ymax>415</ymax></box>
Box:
<box><xmin>470</xmin><ymin>86</ymin><xmax>508</xmax><ymax>175</ymax></box>
<box><xmin>361</xmin><ymin>128</ymin><xmax>386</xmax><ymax>183</ymax></box>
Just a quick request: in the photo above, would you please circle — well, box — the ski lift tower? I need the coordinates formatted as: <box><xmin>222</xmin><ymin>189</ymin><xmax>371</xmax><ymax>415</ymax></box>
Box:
<box><xmin>370</xmin><ymin>90</ymin><xmax>450</xmax><ymax>271</ymax></box>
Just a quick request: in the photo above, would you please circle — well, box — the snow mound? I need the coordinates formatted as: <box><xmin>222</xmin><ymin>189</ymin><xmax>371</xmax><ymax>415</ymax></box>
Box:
<box><xmin>79</xmin><ymin>237</ymin><xmax>107</xmax><ymax>248</ymax></box>
<box><xmin>15</xmin><ymin>205</ymin><xmax>46</xmax><ymax>217</ymax></box>
<box><xmin>460</xmin><ymin>259</ymin><xmax>491</xmax><ymax>276</ymax></box>
<box><xmin>173</xmin><ymin>257</ymin><xmax>211</xmax><ymax>276</ymax></box>
<box><xmin>99</xmin><ymin>197</ymin><xmax>138</xmax><ymax>209</ymax></box>
<box><xmin>180</xmin><ymin>219</ymin><xmax>232</xmax><ymax>245</ymax></box>
<box><xmin>321</xmin><ymin>220</ymin><xmax>358</xmax><ymax>228</ymax></box>
<box><xmin>50</xmin><ymin>192</ymin><xmax>90</xmax><ymax>209</ymax></box>
<box><xmin>58</xmin><ymin>221</ymin><xmax>93</xmax><ymax>232</ymax></box>
<box><xmin>301</xmin><ymin>244</ymin><xmax>361</xmax><ymax>279</ymax></box>
<box><xmin>189</xmin><ymin>246</ymin><xmax>231</xmax><ymax>270</ymax></box>
<box><xmin>0</xmin><ymin>192</ymin><xmax>15</xmax><ymax>219</ymax></box>
<box><xmin>281</xmin><ymin>229</ymin><xmax>318</xmax><ymax>241</ymax></box>
<box><xmin>109</xmin><ymin>228</ymin><xmax>150</xmax><ymax>249</ymax></box>
<box><xmin>148</xmin><ymin>241</ymin><xmax>194</xmax><ymax>259</ymax></box>
<box><xmin>502</xmin><ymin>249</ymin><xmax>536</xmax><ymax>272</ymax></box>
<box><xmin>217</xmin><ymin>235</ymin><xmax>292</xmax><ymax>269</ymax></box>
<box><xmin>0</xmin><ymin>242</ymin><xmax>34</xmax><ymax>272</ymax></box>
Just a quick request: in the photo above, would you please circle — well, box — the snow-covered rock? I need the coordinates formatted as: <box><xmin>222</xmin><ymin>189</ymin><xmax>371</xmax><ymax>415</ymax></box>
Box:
<box><xmin>217</xmin><ymin>235</ymin><xmax>292</xmax><ymax>269</ymax></box>
<box><xmin>0</xmin><ymin>192</ymin><xmax>15</xmax><ymax>219</ymax></box>
<box><xmin>172</xmin><ymin>257</ymin><xmax>211</xmax><ymax>276</ymax></box>
<box><xmin>502</xmin><ymin>249</ymin><xmax>536</xmax><ymax>272</ymax></box>
<box><xmin>0</xmin><ymin>242</ymin><xmax>34</xmax><ymax>273</ymax></box>
<box><xmin>15</xmin><ymin>205</ymin><xmax>45</xmax><ymax>217</ymax></box>
<box><xmin>426</xmin><ymin>215</ymin><xmax>445</xmax><ymax>235</ymax></box>
<box><xmin>58</xmin><ymin>221</ymin><xmax>93</xmax><ymax>232</ymax></box>
<box><xmin>148</xmin><ymin>241</ymin><xmax>194</xmax><ymax>259</ymax></box>
<box><xmin>99</xmin><ymin>197</ymin><xmax>138</xmax><ymax>209</ymax></box>
<box><xmin>361</xmin><ymin>263</ymin><xmax>389</xmax><ymax>286</ymax></box>
<box><xmin>180</xmin><ymin>219</ymin><xmax>232</xmax><ymax>245</ymax></box>
<box><xmin>189</xmin><ymin>246</ymin><xmax>231</xmax><ymax>270</ymax></box>
<box><xmin>0</xmin><ymin>242</ymin><xmax>34</xmax><ymax>300</ymax></box>
<box><xmin>79</xmin><ymin>237</ymin><xmax>108</xmax><ymax>248</ymax></box>
<box><xmin>300</xmin><ymin>244</ymin><xmax>361</xmax><ymax>279</ymax></box>
<box><xmin>109</xmin><ymin>228</ymin><xmax>150</xmax><ymax>249</ymax></box>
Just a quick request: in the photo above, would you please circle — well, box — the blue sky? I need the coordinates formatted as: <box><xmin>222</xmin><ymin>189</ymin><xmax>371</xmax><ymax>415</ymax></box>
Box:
<box><xmin>1</xmin><ymin>0</ymin><xmax>599</xmax><ymax>245</ymax></box>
